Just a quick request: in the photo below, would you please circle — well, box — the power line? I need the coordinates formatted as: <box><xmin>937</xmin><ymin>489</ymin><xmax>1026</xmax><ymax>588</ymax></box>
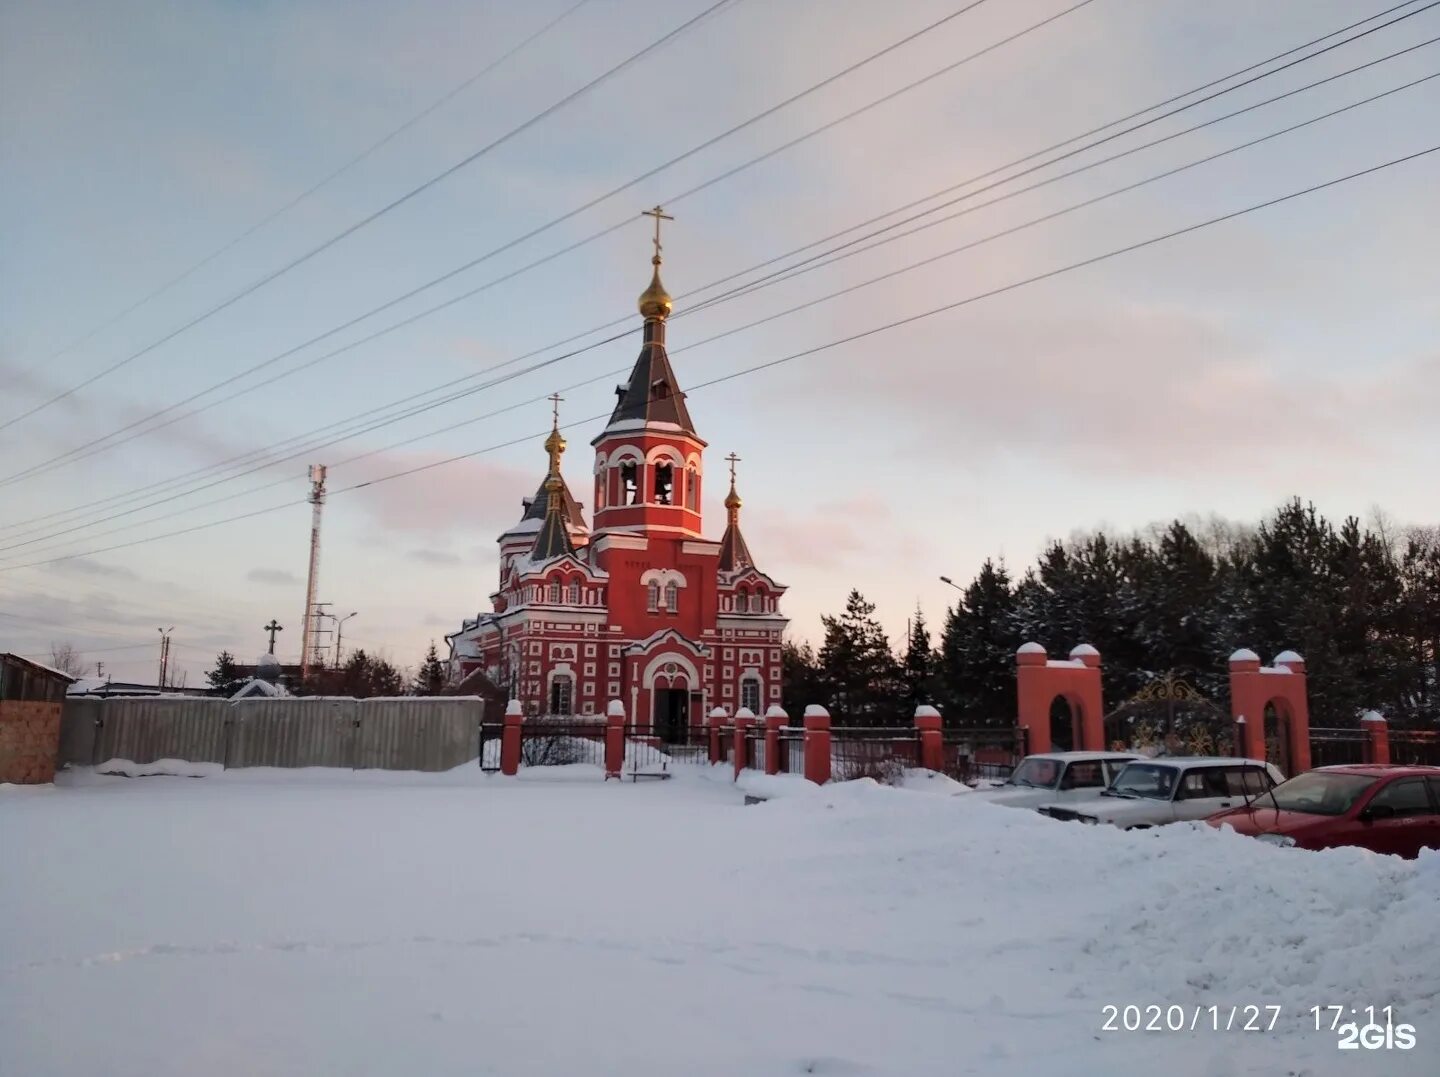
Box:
<box><xmin>0</xmin><ymin>0</ymin><xmax>1075</xmax><ymax>484</ymax></box>
<box><xmin>2</xmin><ymin>0</ymin><xmax>1422</xmax><ymax>491</ymax></box>
<box><xmin>0</xmin><ymin>0</ymin><xmax>737</xmax><ymax>433</ymax></box>
<box><xmin>9</xmin><ymin>68</ymin><xmax>1433</xmax><ymax>563</ymax></box>
<box><xmin>0</xmin><ymin>1</ymin><xmax>596</xmax><ymax>388</ymax></box>
<box><xmin>5</xmin><ymin>31</ymin><xmax>1433</xmax><ymax>547</ymax></box>
<box><xmin>3</xmin><ymin>141</ymin><xmax>1431</xmax><ymax>574</ymax></box>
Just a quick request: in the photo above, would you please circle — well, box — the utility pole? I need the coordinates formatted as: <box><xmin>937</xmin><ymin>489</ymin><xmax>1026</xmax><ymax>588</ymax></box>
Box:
<box><xmin>156</xmin><ymin>626</ymin><xmax>174</xmax><ymax>688</ymax></box>
<box><xmin>263</xmin><ymin>619</ymin><xmax>284</xmax><ymax>655</ymax></box>
<box><xmin>95</xmin><ymin>661</ymin><xmax>104</xmax><ymax>677</ymax></box>
<box><xmin>299</xmin><ymin>464</ymin><xmax>327</xmax><ymax>684</ymax></box>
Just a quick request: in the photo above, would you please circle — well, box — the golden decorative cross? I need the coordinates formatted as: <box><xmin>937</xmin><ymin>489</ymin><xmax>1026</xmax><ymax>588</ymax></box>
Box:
<box><xmin>548</xmin><ymin>392</ymin><xmax>564</xmax><ymax>425</ymax></box>
<box><xmin>641</xmin><ymin>204</ymin><xmax>674</xmax><ymax>260</ymax></box>
<box><xmin>725</xmin><ymin>452</ymin><xmax>741</xmax><ymax>485</ymax></box>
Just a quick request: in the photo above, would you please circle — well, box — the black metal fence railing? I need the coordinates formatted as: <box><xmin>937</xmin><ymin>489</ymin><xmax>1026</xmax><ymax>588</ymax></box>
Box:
<box><xmin>777</xmin><ymin>727</ymin><xmax>805</xmax><ymax>775</ymax></box>
<box><xmin>744</xmin><ymin>725</ymin><xmax>766</xmax><ymax>773</ymax></box>
<box><xmin>830</xmin><ymin>727</ymin><xmax>922</xmax><ymax>781</ymax></box>
<box><xmin>1308</xmin><ymin>727</ymin><xmax>1372</xmax><ymax>768</ymax></box>
<box><xmin>663</xmin><ymin>725</ymin><xmax>713</xmax><ymax>766</ymax></box>
<box><xmin>518</xmin><ymin>719</ymin><xmax>606</xmax><ymax>768</ymax></box>
<box><xmin>479</xmin><ymin>722</ymin><xmax>504</xmax><ymax>772</ymax></box>
<box><xmin>941</xmin><ymin>726</ymin><xmax>1027</xmax><ymax>783</ymax></box>
<box><xmin>1389</xmin><ymin>730</ymin><xmax>1440</xmax><ymax>767</ymax></box>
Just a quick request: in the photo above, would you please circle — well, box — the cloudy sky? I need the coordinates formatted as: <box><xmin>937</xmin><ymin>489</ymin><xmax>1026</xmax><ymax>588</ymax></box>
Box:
<box><xmin>2</xmin><ymin>0</ymin><xmax>1437</xmax><ymax>686</ymax></box>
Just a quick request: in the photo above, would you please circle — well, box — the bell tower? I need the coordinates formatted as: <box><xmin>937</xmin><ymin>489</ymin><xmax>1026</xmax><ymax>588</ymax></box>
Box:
<box><xmin>591</xmin><ymin>206</ymin><xmax>706</xmax><ymax>538</ymax></box>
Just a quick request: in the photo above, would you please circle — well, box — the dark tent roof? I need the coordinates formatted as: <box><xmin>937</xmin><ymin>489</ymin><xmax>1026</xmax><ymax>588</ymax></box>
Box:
<box><xmin>607</xmin><ymin>323</ymin><xmax>696</xmax><ymax>435</ymax></box>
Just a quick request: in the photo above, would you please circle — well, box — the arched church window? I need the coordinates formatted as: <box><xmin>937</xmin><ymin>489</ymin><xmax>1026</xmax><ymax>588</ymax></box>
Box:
<box><xmin>685</xmin><ymin>466</ymin><xmax>698</xmax><ymax>510</ymax></box>
<box><xmin>647</xmin><ymin>581</ymin><xmax>660</xmax><ymax>613</ymax></box>
<box><xmin>663</xmin><ymin>581</ymin><xmax>678</xmax><ymax>611</ymax></box>
<box><xmin>567</xmin><ymin>580</ymin><xmax>581</xmax><ymax>604</ymax></box>
<box><xmin>596</xmin><ymin>475</ymin><xmax>607</xmax><ymax>510</ymax></box>
<box><xmin>621</xmin><ymin>461</ymin><xmax>640</xmax><ymax>505</ymax></box>
<box><xmin>736</xmin><ymin>590</ymin><xmax>749</xmax><ymax>613</ymax></box>
<box><xmin>548</xmin><ymin>581</ymin><xmax>561</xmax><ymax>604</ymax></box>
<box><xmin>654</xmin><ymin>463</ymin><xmax>673</xmax><ymax>505</ymax></box>
<box><xmin>741</xmin><ymin>678</ymin><xmax>761</xmax><ymax>715</ymax></box>
<box><xmin>549</xmin><ymin>675</ymin><xmax>574</xmax><ymax>716</ymax></box>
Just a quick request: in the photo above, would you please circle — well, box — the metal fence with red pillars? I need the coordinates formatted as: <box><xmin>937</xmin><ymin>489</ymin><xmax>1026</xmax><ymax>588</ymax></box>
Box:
<box><xmin>941</xmin><ymin>726</ymin><xmax>1028</xmax><ymax>784</ymax></box>
<box><xmin>1389</xmin><ymin>729</ymin><xmax>1440</xmax><ymax>766</ymax></box>
<box><xmin>1307</xmin><ymin>727</ymin><xmax>1374</xmax><ymax>767</ymax></box>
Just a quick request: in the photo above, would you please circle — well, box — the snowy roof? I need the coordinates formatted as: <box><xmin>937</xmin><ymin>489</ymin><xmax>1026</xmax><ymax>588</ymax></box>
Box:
<box><xmin>1229</xmin><ymin>648</ymin><xmax>1260</xmax><ymax>662</ymax></box>
<box><xmin>231</xmin><ymin>678</ymin><xmax>289</xmax><ymax>699</ymax></box>
<box><xmin>1273</xmin><ymin>649</ymin><xmax>1304</xmax><ymax>664</ymax></box>
<box><xmin>1069</xmin><ymin>643</ymin><xmax>1099</xmax><ymax>658</ymax></box>
<box><xmin>2</xmin><ymin>653</ymin><xmax>78</xmax><ymax>683</ymax></box>
<box><xmin>1017</xmin><ymin>642</ymin><xmax>1046</xmax><ymax>656</ymax></box>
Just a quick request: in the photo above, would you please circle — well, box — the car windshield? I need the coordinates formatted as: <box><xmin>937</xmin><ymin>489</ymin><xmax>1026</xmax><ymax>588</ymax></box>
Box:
<box><xmin>1266</xmin><ymin>772</ymin><xmax>1377</xmax><ymax>816</ymax></box>
<box><xmin>1007</xmin><ymin>758</ymin><xmax>1061</xmax><ymax>790</ymax></box>
<box><xmin>1107</xmin><ymin>763</ymin><xmax>1178</xmax><ymax>800</ymax></box>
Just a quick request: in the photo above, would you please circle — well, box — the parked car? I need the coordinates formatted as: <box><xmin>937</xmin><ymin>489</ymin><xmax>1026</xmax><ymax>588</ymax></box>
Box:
<box><xmin>1207</xmin><ymin>764</ymin><xmax>1440</xmax><ymax>859</ymax></box>
<box><xmin>1038</xmin><ymin>757</ymin><xmax>1284</xmax><ymax>829</ymax></box>
<box><xmin>968</xmin><ymin>751</ymin><xmax>1138</xmax><ymax>809</ymax></box>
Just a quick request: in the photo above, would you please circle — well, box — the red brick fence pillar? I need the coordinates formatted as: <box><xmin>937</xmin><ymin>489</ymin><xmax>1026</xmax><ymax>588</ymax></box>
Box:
<box><xmin>500</xmin><ymin>699</ymin><xmax>523</xmax><ymax>777</ymax></box>
<box><xmin>803</xmin><ymin>705</ymin><xmax>831</xmax><ymax>785</ymax></box>
<box><xmin>1362</xmin><ymin>711</ymin><xmax>1390</xmax><ymax>765</ymax></box>
<box><xmin>733</xmin><ymin>707</ymin><xmax>756</xmax><ymax>779</ymax></box>
<box><xmin>764</xmin><ymin>705</ymin><xmax>787</xmax><ymax>776</ymax></box>
<box><xmin>914</xmin><ymin>705</ymin><xmax>944</xmax><ymax>772</ymax></box>
<box><xmin>604</xmin><ymin>700</ymin><xmax>626</xmax><ymax>779</ymax></box>
<box><xmin>708</xmin><ymin>707</ymin><xmax>727</xmax><ymax>765</ymax></box>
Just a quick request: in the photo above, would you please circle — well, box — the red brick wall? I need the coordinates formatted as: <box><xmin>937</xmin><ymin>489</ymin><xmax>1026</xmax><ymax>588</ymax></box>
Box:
<box><xmin>0</xmin><ymin>701</ymin><xmax>62</xmax><ymax>784</ymax></box>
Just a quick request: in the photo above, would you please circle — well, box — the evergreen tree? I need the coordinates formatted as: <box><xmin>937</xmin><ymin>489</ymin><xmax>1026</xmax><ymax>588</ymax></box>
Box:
<box><xmin>901</xmin><ymin>605</ymin><xmax>937</xmax><ymax>709</ymax></box>
<box><xmin>413</xmin><ymin>641</ymin><xmax>448</xmax><ymax>696</ymax></box>
<box><xmin>938</xmin><ymin>559</ymin><xmax>1019</xmax><ymax>726</ymax></box>
<box><xmin>816</xmin><ymin>590</ymin><xmax>901</xmax><ymax>724</ymax></box>
<box><xmin>780</xmin><ymin>640</ymin><xmax>823</xmax><ymax>716</ymax></box>
<box><xmin>205</xmin><ymin>651</ymin><xmax>244</xmax><ymax>696</ymax></box>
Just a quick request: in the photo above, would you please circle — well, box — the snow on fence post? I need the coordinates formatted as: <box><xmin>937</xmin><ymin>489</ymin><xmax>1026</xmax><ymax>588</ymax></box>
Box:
<box><xmin>733</xmin><ymin>707</ymin><xmax>756</xmax><ymax>779</ymax></box>
<box><xmin>604</xmin><ymin>700</ymin><xmax>626</xmax><ymax>779</ymax></box>
<box><xmin>707</xmin><ymin>707</ymin><xmax>727</xmax><ymax>766</ymax></box>
<box><xmin>914</xmin><ymin>705</ymin><xmax>943</xmax><ymax>772</ymax></box>
<box><xmin>763</xmin><ymin>705</ymin><xmax>787</xmax><ymax>776</ymax></box>
<box><xmin>500</xmin><ymin>700</ymin><xmax>523</xmax><ymax>777</ymax></box>
<box><xmin>1361</xmin><ymin>711</ymin><xmax>1390</xmax><ymax>765</ymax></box>
<box><xmin>803</xmin><ymin>705</ymin><xmax>831</xmax><ymax>785</ymax></box>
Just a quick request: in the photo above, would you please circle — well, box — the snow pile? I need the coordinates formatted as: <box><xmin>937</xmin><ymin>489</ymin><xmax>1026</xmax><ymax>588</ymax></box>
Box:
<box><xmin>95</xmin><ymin>758</ymin><xmax>224</xmax><ymax>779</ymax></box>
<box><xmin>0</xmin><ymin>768</ymin><xmax>1433</xmax><ymax>1076</ymax></box>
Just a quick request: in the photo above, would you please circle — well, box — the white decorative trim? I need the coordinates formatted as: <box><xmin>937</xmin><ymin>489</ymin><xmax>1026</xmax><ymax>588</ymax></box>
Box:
<box><xmin>642</xmin><ymin>652</ymin><xmax>700</xmax><ymax>690</ymax></box>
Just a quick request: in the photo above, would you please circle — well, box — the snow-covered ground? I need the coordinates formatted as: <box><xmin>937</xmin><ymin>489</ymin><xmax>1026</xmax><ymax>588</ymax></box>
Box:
<box><xmin>2</xmin><ymin>764</ymin><xmax>1434</xmax><ymax>1076</ymax></box>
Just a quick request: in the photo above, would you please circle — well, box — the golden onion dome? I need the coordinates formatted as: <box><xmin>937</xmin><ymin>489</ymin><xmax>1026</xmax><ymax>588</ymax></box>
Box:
<box><xmin>638</xmin><ymin>256</ymin><xmax>673</xmax><ymax>319</ymax></box>
<box><xmin>724</xmin><ymin>485</ymin><xmax>742</xmax><ymax>512</ymax></box>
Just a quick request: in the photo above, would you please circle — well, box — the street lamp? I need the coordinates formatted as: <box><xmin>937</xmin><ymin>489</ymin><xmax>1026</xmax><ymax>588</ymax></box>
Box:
<box><xmin>939</xmin><ymin>576</ymin><xmax>961</xmax><ymax>590</ymax></box>
<box><xmin>334</xmin><ymin>611</ymin><xmax>359</xmax><ymax>668</ymax></box>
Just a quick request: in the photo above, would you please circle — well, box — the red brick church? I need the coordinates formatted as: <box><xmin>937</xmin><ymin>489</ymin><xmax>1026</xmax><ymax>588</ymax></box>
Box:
<box><xmin>447</xmin><ymin>220</ymin><xmax>786</xmax><ymax>738</ymax></box>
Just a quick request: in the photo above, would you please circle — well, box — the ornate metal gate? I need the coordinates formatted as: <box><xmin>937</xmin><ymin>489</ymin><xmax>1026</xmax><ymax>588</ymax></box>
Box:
<box><xmin>1102</xmin><ymin>674</ymin><xmax>1234</xmax><ymax>757</ymax></box>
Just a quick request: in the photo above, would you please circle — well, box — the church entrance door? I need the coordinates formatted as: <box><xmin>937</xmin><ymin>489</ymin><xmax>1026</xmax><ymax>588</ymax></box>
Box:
<box><xmin>655</xmin><ymin>687</ymin><xmax>689</xmax><ymax>743</ymax></box>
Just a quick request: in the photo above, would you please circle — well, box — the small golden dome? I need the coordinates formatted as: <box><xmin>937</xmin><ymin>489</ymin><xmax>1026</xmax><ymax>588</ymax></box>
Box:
<box><xmin>724</xmin><ymin>485</ymin><xmax>742</xmax><ymax>511</ymax></box>
<box><xmin>638</xmin><ymin>256</ymin><xmax>673</xmax><ymax>320</ymax></box>
<box><xmin>544</xmin><ymin>426</ymin><xmax>566</xmax><ymax>459</ymax></box>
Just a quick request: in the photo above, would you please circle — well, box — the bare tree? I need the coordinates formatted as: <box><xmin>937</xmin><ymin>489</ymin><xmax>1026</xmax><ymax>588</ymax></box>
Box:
<box><xmin>48</xmin><ymin>641</ymin><xmax>85</xmax><ymax>676</ymax></box>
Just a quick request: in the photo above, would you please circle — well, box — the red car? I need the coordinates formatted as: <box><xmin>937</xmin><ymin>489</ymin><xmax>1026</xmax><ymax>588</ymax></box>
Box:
<box><xmin>1207</xmin><ymin>764</ymin><xmax>1440</xmax><ymax>859</ymax></box>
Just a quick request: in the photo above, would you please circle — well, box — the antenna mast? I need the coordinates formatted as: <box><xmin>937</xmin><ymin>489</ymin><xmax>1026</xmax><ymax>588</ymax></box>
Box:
<box><xmin>299</xmin><ymin>464</ymin><xmax>327</xmax><ymax>683</ymax></box>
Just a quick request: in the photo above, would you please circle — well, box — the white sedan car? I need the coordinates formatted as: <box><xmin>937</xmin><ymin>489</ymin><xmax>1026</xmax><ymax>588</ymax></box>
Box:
<box><xmin>1038</xmin><ymin>757</ymin><xmax>1285</xmax><ymax>829</ymax></box>
<box><xmin>969</xmin><ymin>751</ymin><xmax>1138</xmax><ymax>810</ymax></box>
